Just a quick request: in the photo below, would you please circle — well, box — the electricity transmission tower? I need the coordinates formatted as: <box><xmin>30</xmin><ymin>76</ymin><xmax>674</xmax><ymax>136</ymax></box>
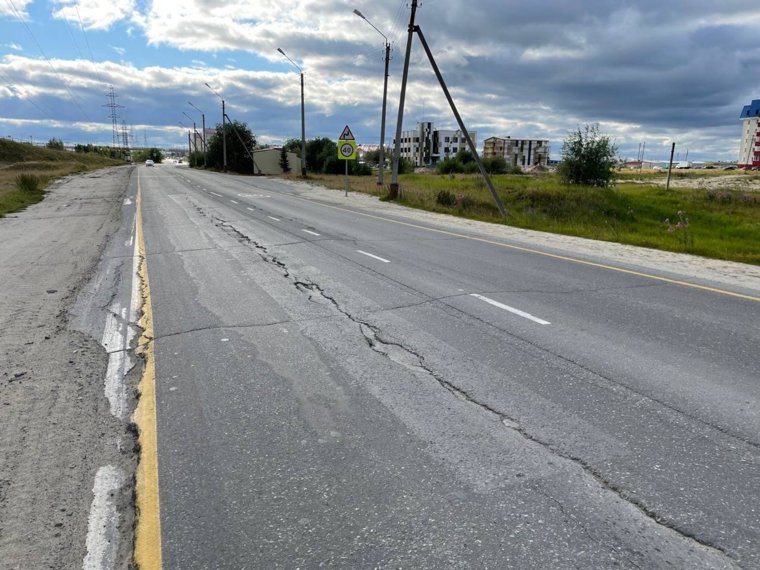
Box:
<box><xmin>103</xmin><ymin>87</ymin><xmax>124</xmax><ymax>147</ymax></box>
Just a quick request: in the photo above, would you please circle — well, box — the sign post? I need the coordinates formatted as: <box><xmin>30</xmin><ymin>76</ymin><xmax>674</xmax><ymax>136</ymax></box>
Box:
<box><xmin>338</xmin><ymin>125</ymin><xmax>357</xmax><ymax>197</ymax></box>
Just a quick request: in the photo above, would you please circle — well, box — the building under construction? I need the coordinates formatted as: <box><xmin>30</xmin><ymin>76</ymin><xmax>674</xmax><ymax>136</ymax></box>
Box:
<box><xmin>483</xmin><ymin>136</ymin><xmax>550</xmax><ymax>168</ymax></box>
<box><xmin>739</xmin><ymin>99</ymin><xmax>760</xmax><ymax>169</ymax></box>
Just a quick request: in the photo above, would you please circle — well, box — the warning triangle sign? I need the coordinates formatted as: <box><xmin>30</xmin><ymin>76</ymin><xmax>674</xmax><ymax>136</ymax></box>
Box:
<box><xmin>339</xmin><ymin>125</ymin><xmax>355</xmax><ymax>140</ymax></box>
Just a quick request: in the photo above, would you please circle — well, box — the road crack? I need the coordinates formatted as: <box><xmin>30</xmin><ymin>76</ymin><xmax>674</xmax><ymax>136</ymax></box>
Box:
<box><xmin>210</xmin><ymin>215</ymin><xmax>743</xmax><ymax>567</ymax></box>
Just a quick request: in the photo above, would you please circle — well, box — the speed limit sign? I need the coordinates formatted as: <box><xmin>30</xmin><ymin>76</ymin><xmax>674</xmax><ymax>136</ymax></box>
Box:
<box><xmin>338</xmin><ymin>140</ymin><xmax>356</xmax><ymax>160</ymax></box>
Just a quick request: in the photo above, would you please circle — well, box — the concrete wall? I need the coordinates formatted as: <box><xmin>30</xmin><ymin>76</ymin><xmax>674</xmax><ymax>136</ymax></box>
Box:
<box><xmin>253</xmin><ymin>148</ymin><xmax>302</xmax><ymax>175</ymax></box>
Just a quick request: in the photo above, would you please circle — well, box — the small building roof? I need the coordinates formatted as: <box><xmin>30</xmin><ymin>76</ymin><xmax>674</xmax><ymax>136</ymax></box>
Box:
<box><xmin>740</xmin><ymin>99</ymin><xmax>760</xmax><ymax>118</ymax></box>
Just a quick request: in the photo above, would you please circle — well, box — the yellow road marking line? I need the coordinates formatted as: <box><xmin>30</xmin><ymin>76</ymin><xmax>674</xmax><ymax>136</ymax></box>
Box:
<box><xmin>285</xmin><ymin>194</ymin><xmax>760</xmax><ymax>303</ymax></box>
<box><xmin>133</xmin><ymin>173</ymin><xmax>163</xmax><ymax>569</ymax></box>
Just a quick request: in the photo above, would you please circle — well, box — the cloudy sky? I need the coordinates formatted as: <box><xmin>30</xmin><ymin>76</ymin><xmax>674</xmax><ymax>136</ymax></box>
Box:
<box><xmin>1</xmin><ymin>0</ymin><xmax>759</xmax><ymax>161</ymax></box>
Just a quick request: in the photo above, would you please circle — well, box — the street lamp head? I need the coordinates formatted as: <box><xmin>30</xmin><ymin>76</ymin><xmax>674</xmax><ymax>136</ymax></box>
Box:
<box><xmin>277</xmin><ymin>48</ymin><xmax>286</xmax><ymax>56</ymax></box>
<box><xmin>352</xmin><ymin>8</ymin><xmax>387</xmax><ymax>42</ymax></box>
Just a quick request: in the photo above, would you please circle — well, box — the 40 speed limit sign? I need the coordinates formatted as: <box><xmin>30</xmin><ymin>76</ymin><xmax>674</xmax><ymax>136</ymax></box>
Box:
<box><xmin>337</xmin><ymin>124</ymin><xmax>357</xmax><ymax>160</ymax></box>
<box><xmin>338</xmin><ymin>140</ymin><xmax>356</xmax><ymax>160</ymax></box>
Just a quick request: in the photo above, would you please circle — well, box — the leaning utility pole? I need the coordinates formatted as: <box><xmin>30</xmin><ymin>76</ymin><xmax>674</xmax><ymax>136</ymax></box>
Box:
<box><xmin>389</xmin><ymin>0</ymin><xmax>507</xmax><ymax>216</ymax></box>
<box><xmin>389</xmin><ymin>0</ymin><xmax>418</xmax><ymax>200</ymax></box>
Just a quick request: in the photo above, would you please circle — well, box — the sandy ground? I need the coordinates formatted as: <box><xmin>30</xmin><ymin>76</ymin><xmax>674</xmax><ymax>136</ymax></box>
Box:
<box><xmin>631</xmin><ymin>172</ymin><xmax>760</xmax><ymax>192</ymax></box>
<box><xmin>0</xmin><ymin>167</ymin><xmax>136</xmax><ymax>570</ymax></box>
<box><xmin>286</xmin><ymin>179</ymin><xmax>760</xmax><ymax>295</ymax></box>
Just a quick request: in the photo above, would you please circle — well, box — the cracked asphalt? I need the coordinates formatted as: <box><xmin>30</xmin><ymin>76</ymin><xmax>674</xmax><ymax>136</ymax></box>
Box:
<box><xmin>138</xmin><ymin>164</ymin><xmax>759</xmax><ymax>568</ymax></box>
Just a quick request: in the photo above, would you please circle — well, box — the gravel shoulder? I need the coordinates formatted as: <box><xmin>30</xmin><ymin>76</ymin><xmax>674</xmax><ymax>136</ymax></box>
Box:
<box><xmin>0</xmin><ymin>167</ymin><xmax>136</xmax><ymax>570</ymax></box>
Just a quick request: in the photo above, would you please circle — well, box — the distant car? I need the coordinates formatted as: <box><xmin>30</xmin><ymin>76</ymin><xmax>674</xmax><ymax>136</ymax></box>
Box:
<box><xmin>145</xmin><ymin>159</ymin><xmax>154</xmax><ymax>167</ymax></box>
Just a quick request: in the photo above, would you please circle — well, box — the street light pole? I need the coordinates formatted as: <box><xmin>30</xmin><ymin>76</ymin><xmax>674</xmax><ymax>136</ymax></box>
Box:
<box><xmin>353</xmin><ymin>9</ymin><xmax>390</xmax><ymax>186</ymax></box>
<box><xmin>182</xmin><ymin>111</ymin><xmax>197</xmax><ymax>153</ymax></box>
<box><xmin>189</xmin><ymin>101</ymin><xmax>207</xmax><ymax>168</ymax></box>
<box><xmin>277</xmin><ymin>48</ymin><xmax>307</xmax><ymax>176</ymax></box>
<box><xmin>204</xmin><ymin>82</ymin><xmax>227</xmax><ymax>171</ymax></box>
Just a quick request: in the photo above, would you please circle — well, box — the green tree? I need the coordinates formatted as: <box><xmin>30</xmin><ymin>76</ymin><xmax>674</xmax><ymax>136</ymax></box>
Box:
<box><xmin>46</xmin><ymin>137</ymin><xmax>64</xmax><ymax>150</ymax></box>
<box><xmin>283</xmin><ymin>138</ymin><xmax>302</xmax><ymax>157</ymax></box>
<box><xmin>558</xmin><ymin>124</ymin><xmax>618</xmax><ymax>187</ymax></box>
<box><xmin>305</xmin><ymin>137</ymin><xmax>337</xmax><ymax>174</ymax></box>
<box><xmin>455</xmin><ymin>149</ymin><xmax>475</xmax><ymax>164</ymax></box>
<box><xmin>482</xmin><ymin>156</ymin><xmax>508</xmax><ymax>174</ymax></box>
<box><xmin>436</xmin><ymin>157</ymin><xmax>464</xmax><ymax>174</ymax></box>
<box><xmin>207</xmin><ymin>120</ymin><xmax>256</xmax><ymax>173</ymax></box>
<box><xmin>279</xmin><ymin>147</ymin><xmax>291</xmax><ymax>173</ymax></box>
<box><xmin>134</xmin><ymin>148</ymin><xmax>164</xmax><ymax>163</ymax></box>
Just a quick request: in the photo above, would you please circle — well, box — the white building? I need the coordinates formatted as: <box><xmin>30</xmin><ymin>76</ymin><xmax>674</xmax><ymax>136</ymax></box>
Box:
<box><xmin>739</xmin><ymin>99</ymin><xmax>760</xmax><ymax>169</ymax></box>
<box><xmin>395</xmin><ymin>122</ymin><xmax>476</xmax><ymax>167</ymax></box>
<box><xmin>483</xmin><ymin>136</ymin><xmax>550</xmax><ymax>168</ymax></box>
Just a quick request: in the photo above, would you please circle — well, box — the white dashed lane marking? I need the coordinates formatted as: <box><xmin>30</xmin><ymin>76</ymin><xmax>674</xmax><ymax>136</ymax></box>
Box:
<box><xmin>357</xmin><ymin>250</ymin><xmax>390</xmax><ymax>264</ymax></box>
<box><xmin>470</xmin><ymin>293</ymin><xmax>551</xmax><ymax>325</ymax></box>
<box><xmin>302</xmin><ymin>229</ymin><xmax>320</xmax><ymax>236</ymax></box>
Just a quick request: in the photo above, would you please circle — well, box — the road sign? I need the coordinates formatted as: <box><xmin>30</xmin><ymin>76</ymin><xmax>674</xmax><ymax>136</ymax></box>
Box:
<box><xmin>339</xmin><ymin>125</ymin><xmax>355</xmax><ymax>141</ymax></box>
<box><xmin>338</xmin><ymin>140</ymin><xmax>357</xmax><ymax>161</ymax></box>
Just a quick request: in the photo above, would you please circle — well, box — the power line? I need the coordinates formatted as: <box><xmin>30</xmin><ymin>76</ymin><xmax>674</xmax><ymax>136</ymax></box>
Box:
<box><xmin>4</xmin><ymin>0</ymin><xmax>94</xmax><ymax>123</ymax></box>
<box><xmin>75</xmin><ymin>5</ymin><xmax>95</xmax><ymax>63</ymax></box>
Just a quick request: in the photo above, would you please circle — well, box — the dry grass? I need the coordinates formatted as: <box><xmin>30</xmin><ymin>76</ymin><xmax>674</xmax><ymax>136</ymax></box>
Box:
<box><xmin>0</xmin><ymin>139</ymin><xmax>124</xmax><ymax>217</ymax></box>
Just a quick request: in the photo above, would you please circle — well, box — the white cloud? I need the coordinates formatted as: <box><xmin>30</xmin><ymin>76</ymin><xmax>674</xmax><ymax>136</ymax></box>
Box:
<box><xmin>0</xmin><ymin>0</ymin><xmax>34</xmax><ymax>18</ymax></box>
<box><xmin>2</xmin><ymin>1</ymin><xmax>759</xmax><ymax>160</ymax></box>
<box><xmin>51</xmin><ymin>0</ymin><xmax>136</xmax><ymax>31</ymax></box>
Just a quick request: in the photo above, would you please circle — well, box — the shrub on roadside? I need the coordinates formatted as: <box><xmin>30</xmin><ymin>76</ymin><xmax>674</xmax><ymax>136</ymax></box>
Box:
<box><xmin>436</xmin><ymin>189</ymin><xmax>457</xmax><ymax>207</ymax></box>
<box><xmin>15</xmin><ymin>173</ymin><xmax>41</xmax><ymax>193</ymax></box>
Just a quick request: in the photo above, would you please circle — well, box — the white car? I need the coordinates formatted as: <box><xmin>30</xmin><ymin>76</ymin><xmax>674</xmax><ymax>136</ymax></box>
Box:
<box><xmin>145</xmin><ymin>159</ymin><xmax>155</xmax><ymax>167</ymax></box>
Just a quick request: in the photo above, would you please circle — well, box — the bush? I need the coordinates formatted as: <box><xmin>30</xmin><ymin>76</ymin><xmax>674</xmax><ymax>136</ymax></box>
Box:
<box><xmin>398</xmin><ymin>157</ymin><xmax>415</xmax><ymax>174</ymax></box>
<box><xmin>558</xmin><ymin>123</ymin><xmax>618</xmax><ymax>187</ymax></box>
<box><xmin>15</xmin><ymin>173</ymin><xmax>41</xmax><ymax>193</ymax></box>
<box><xmin>351</xmin><ymin>161</ymin><xmax>372</xmax><ymax>176</ymax></box>
<box><xmin>437</xmin><ymin>157</ymin><xmax>464</xmax><ymax>174</ymax></box>
<box><xmin>483</xmin><ymin>156</ymin><xmax>508</xmax><ymax>174</ymax></box>
<box><xmin>436</xmin><ymin>189</ymin><xmax>457</xmax><ymax>207</ymax></box>
<box><xmin>46</xmin><ymin>138</ymin><xmax>64</xmax><ymax>151</ymax></box>
<box><xmin>188</xmin><ymin>151</ymin><xmax>205</xmax><ymax>168</ymax></box>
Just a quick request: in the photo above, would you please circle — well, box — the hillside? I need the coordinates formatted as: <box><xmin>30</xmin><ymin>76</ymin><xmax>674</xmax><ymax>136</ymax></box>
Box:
<box><xmin>0</xmin><ymin>138</ymin><xmax>126</xmax><ymax>217</ymax></box>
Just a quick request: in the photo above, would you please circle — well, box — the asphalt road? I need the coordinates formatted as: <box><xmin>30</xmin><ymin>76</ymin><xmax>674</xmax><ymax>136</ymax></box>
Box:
<box><xmin>137</xmin><ymin>164</ymin><xmax>759</xmax><ymax>569</ymax></box>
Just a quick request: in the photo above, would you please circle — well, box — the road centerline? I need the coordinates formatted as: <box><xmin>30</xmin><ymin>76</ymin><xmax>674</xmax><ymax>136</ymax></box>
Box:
<box><xmin>470</xmin><ymin>293</ymin><xmax>551</xmax><ymax>325</ymax></box>
<box><xmin>357</xmin><ymin>250</ymin><xmax>391</xmax><ymax>263</ymax></box>
<box><xmin>302</xmin><ymin>229</ymin><xmax>320</xmax><ymax>236</ymax></box>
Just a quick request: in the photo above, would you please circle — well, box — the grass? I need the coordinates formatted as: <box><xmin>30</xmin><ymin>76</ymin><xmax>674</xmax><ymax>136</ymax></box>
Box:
<box><xmin>300</xmin><ymin>170</ymin><xmax>760</xmax><ymax>265</ymax></box>
<box><xmin>0</xmin><ymin>138</ymin><xmax>125</xmax><ymax>217</ymax></box>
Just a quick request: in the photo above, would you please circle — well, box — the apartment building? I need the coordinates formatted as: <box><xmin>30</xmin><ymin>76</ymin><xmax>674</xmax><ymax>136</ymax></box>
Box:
<box><xmin>395</xmin><ymin>122</ymin><xmax>476</xmax><ymax>167</ymax></box>
<box><xmin>483</xmin><ymin>136</ymin><xmax>550</xmax><ymax>168</ymax></box>
<box><xmin>739</xmin><ymin>99</ymin><xmax>760</xmax><ymax>169</ymax></box>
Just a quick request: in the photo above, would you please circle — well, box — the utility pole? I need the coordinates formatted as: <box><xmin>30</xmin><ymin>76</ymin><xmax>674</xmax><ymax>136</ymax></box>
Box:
<box><xmin>388</xmin><ymin>1</ymin><xmax>506</xmax><ymax>216</ymax></box>
<box><xmin>389</xmin><ymin>0</ymin><xmax>419</xmax><ymax>200</ymax></box>
<box><xmin>189</xmin><ymin>102</ymin><xmax>207</xmax><ymax>168</ymax></box>
<box><xmin>205</xmin><ymin>83</ymin><xmax>227</xmax><ymax>171</ymax></box>
<box><xmin>666</xmin><ymin>142</ymin><xmax>676</xmax><ymax>192</ymax></box>
<box><xmin>354</xmin><ymin>9</ymin><xmax>391</xmax><ymax>186</ymax></box>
